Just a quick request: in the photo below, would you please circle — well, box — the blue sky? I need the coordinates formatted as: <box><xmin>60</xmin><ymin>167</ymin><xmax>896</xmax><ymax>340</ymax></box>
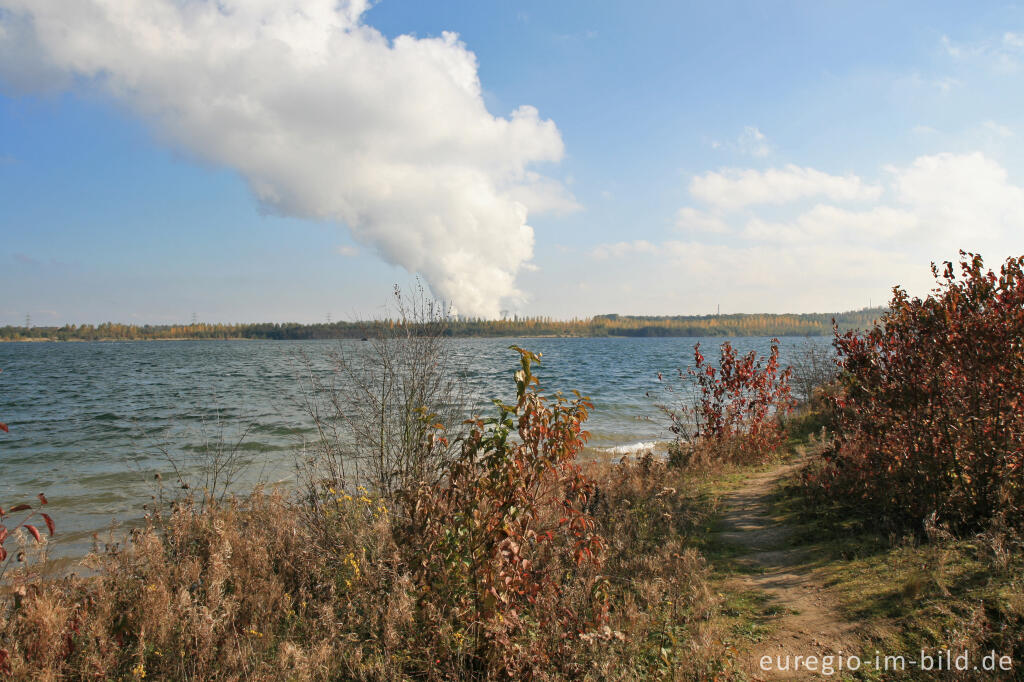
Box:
<box><xmin>2</xmin><ymin>1</ymin><xmax>1023</xmax><ymax>324</ymax></box>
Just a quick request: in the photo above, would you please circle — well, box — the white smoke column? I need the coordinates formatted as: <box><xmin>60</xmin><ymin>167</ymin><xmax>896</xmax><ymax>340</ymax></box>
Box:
<box><xmin>0</xmin><ymin>0</ymin><xmax>576</xmax><ymax>317</ymax></box>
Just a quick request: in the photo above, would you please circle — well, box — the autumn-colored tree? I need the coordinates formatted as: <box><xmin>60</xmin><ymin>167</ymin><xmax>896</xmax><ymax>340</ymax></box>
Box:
<box><xmin>814</xmin><ymin>252</ymin><xmax>1024</xmax><ymax>533</ymax></box>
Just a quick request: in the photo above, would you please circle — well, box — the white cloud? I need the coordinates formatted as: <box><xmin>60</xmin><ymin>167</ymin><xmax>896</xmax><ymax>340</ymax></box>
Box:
<box><xmin>1006</xmin><ymin>32</ymin><xmax>1024</xmax><ymax>50</ymax></box>
<box><xmin>505</xmin><ymin>171</ymin><xmax>582</xmax><ymax>216</ymax></box>
<box><xmin>942</xmin><ymin>32</ymin><xmax>1024</xmax><ymax>72</ymax></box>
<box><xmin>719</xmin><ymin>152</ymin><xmax>1024</xmax><ymax>257</ymax></box>
<box><xmin>655</xmin><ymin>241</ymin><xmax>918</xmax><ymax>292</ymax></box>
<box><xmin>736</xmin><ymin>126</ymin><xmax>772</xmax><ymax>157</ymax></box>
<box><xmin>941</xmin><ymin>35</ymin><xmax>964</xmax><ymax>59</ymax></box>
<box><xmin>982</xmin><ymin>120</ymin><xmax>1014</xmax><ymax>138</ymax></box>
<box><xmin>589</xmin><ymin>240</ymin><xmax>657</xmax><ymax>260</ymax></box>
<box><xmin>689</xmin><ymin>165</ymin><xmax>883</xmax><ymax>211</ymax></box>
<box><xmin>932</xmin><ymin>76</ymin><xmax>962</xmax><ymax>94</ymax></box>
<box><xmin>581</xmin><ymin>238</ymin><xmax>922</xmax><ymax>314</ymax></box>
<box><xmin>336</xmin><ymin>245</ymin><xmax>359</xmax><ymax>257</ymax></box>
<box><xmin>586</xmin><ymin>152</ymin><xmax>1024</xmax><ymax>313</ymax></box>
<box><xmin>894</xmin><ymin>72</ymin><xmax>961</xmax><ymax>96</ymax></box>
<box><xmin>674</xmin><ymin>207</ymin><xmax>729</xmax><ymax>235</ymax></box>
<box><xmin>0</xmin><ymin>0</ymin><xmax>573</xmax><ymax>317</ymax></box>
<box><xmin>742</xmin><ymin>204</ymin><xmax>918</xmax><ymax>244</ymax></box>
<box><xmin>708</xmin><ymin>126</ymin><xmax>773</xmax><ymax>157</ymax></box>
<box><xmin>888</xmin><ymin>152</ymin><xmax>1024</xmax><ymax>254</ymax></box>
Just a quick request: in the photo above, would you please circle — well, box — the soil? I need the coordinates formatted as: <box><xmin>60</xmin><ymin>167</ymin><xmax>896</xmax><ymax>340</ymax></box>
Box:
<box><xmin>716</xmin><ymin>462</ymin><xmax>863</xmax><ymax>680</ymax></box>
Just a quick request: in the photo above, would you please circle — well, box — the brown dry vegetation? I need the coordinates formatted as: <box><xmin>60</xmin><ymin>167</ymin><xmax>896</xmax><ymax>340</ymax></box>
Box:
<box><xmin>0</xmin><ymin>452</ymin><xmax>746</xmax><ymax>681</ymax></box>
<box><xmin>0</xmin><ymin>328</ymin><xmax>750</xmax><ymax>681</ymax></box>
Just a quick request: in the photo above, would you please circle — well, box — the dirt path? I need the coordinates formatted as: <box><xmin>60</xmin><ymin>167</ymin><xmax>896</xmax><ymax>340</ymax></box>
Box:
<box><xmin>715</xmin><ymin>462</ymin><xmax>862</xmax><ymax>680</ymax></box>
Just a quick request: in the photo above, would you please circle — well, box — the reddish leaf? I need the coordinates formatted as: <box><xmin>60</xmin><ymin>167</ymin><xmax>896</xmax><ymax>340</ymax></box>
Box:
<box><xmin>0</xmin><ymin>526</ymin><xmax>6</xmax><ymax>543</ymax></box>
<box><xmin>0</xmin><ymin>423</ymin><xmax>7</xmax><ymax>433</ymax></box>
<box><xmin>24</xmin><ymin>524</ymin><xmax>41</xmax><ymax>543</ymax></box>
<box><xmin>41</xmin><ymin>513</ymin><xmax>55</xmax><ymax>537</ymax></box>
<box><xmin>37</xmin><ymin>493</ymin><xmax>48</xmax><ymax>506</ymax></box>
<box><xmin>8</xmin><ymin>504</ymin><xmax>31</xmax><ymax>513</ymax></box>
<box><xmin>0</xmin><ymin>547</ymin><xmax>5</xmax><ymax>562</ymax></box>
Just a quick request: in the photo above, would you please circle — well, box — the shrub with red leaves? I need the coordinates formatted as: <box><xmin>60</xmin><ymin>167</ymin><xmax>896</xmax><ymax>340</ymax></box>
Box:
<box><xmin>816</xmin><ymin>251</ymin><xmax>1024</xmax><ymax>533</ymax></box>
<box><xmin>0</xmin><ymin>494</ymin><xmax>54</xmax><ymax>579</ymax></box>
<box><xmin>662</xmin><ymin>339</ymin><xmax>794</xmax><ymax>465</ymax></box>
<box><xmin>402</xmin><ymin>346</ymin><xmax>606</xmax><ymax>676</ymax></box>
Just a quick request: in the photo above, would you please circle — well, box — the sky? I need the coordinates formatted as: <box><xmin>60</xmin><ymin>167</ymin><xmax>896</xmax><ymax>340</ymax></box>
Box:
<box><xmin>2</xmin><ymin>0</ymin><xmax>1023</xmax><ymax>324</ymax></box>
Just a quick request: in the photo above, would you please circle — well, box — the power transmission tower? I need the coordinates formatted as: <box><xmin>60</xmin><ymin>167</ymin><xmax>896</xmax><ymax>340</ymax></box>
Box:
<box><xmin>191</xmin><ymin>312</ymin><xmax>197</xmax><ymax>326</ymax></box>
<box><xmin>326</xmin><ymin>313</ymin><xmax>332</xmax><ymax>324</ymax></box>
<box><xmin>25</xmin><ymin>313</ymin><xmax>31</xmax><ymax>329</ymax></box>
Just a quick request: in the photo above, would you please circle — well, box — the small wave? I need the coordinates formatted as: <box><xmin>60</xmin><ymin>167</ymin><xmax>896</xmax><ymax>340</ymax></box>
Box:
<box><xmin>591</xmin><ymin>440</ymin><xmax>661</xmax><ymax>456</ymax></box>
<box><xmin>180</xmin><ymin>441</ymin><xmax>289</xmax><ymax>453</ymax></box>
<box><xmin>250</xmin><ymin>423</ymin><xmax>313</xmax><ymax>436</ymax></box>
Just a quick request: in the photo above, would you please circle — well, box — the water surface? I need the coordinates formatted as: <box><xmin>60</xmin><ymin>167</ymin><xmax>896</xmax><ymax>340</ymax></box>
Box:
<box><xmin>0</xmin><ymin>337</ymin><xmax>828</xmax><ymax>555</ymax></box>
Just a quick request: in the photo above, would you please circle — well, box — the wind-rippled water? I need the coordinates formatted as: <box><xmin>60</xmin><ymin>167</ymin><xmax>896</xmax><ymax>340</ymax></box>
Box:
<box><xmin>0</xmin><ymin>337</ymin><xmax>829</xmax><ymax>556</ymax></box>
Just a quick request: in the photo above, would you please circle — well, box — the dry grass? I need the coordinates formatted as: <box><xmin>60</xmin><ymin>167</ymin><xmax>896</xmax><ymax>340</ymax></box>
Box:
<box><xmin>0</xmin><ymin>454</ymin><xmax>743</xmax><ymax>681</ymax></box>
<box><xmin>2</xmin><ymin>489</ymin><xmax>409</xmax><ymax>680</ymax></box>
<box><xmin>581</xmin><ymin>454</ymin><xmax>738</xmax><ymax>679</ymax></box>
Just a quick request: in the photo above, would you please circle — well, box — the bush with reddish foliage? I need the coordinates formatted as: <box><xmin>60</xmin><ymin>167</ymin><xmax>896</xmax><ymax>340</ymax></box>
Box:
<box><xmin>0</xmin><ymin>494</ymin><xmax>54</xmax><ymax>677</ymax></box>
<box><xmin>0</xmin><ymin>495</ymin><xmax>53</xmax><ymax>572</ymax></box>
<box><xmin>811</xmin><ymin>252</ymin><xmax>1024</xmax><ymax>533</ymax></box>
<box><xmin>401</xmin><ymin>346</ymin><xmax>607</xmax><ymax>676</ymax></box>
<box><xmin>662</xmin><ymin>339</ymin><xmax>794</xmax><ymax>466</ymax></box>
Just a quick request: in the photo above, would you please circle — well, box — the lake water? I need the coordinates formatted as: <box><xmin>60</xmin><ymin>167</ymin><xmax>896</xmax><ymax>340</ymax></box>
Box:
<box><xmin>0</xmin><ymin>336</ymin><xmax>829</xmax><ymax>556</ymax></box>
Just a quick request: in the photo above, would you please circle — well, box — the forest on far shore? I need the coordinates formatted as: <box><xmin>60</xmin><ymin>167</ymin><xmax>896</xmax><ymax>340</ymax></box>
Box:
<box><xmin>0</xmin><ymin>308</ymin><xmax>885</xmax><ymax>342</ymax></box>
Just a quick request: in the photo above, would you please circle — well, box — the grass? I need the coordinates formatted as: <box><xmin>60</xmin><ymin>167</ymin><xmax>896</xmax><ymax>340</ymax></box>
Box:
<box><xmin>767</xmin><ymin>452</ymin><xmax>1024</xmax><ymax>679</ymax></box>
<box><xmin>0</xmin><ymin>453</ymin><xmax>763</xmax><ymax>681</ymax></box>
<box><xmin>4</xmin><ymin>399</ymin><xmax>1020</xmax><ymax>680</ymax></box>
<box><xmin>718</xmin><ymin>590</ymin><xmax>777</xmax><ymax>644</ymax></box>
<box><xmin>672</xmin><ymin>407</ymin><xmax>1024</xmax><ymax>680</ymax></box>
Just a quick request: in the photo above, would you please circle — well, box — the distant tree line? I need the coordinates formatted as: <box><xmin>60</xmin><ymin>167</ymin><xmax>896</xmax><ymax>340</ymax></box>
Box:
<box><xmin>0</xmin><ymin>309</ymin><xmax>885</xmax><ymax>342</ymax></box>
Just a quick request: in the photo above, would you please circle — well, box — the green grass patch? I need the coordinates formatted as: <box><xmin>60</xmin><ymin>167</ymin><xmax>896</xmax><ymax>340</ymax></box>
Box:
<box><xmin>718</xmin><ymin>590</ymin><xmax>778</xmax><ymax>646</ymax></box>
<box><xmin>772</xmin><ymin>460</ymin><xmax>1024</xmax><ymax>679</ymax></box>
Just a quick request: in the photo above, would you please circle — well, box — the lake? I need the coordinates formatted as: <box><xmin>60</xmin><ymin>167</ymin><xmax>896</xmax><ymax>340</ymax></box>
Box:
<box><xmin>0</xmin><ymin>336</ymin><xmax>829</xmax><ymax>555</ymax></box>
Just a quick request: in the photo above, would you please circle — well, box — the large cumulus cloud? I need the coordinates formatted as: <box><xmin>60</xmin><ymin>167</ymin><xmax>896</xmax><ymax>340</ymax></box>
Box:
<box><xmin>0</xmin><ymin>0</ymin><xmax>574</xmax><ymax>316</ymax></box>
